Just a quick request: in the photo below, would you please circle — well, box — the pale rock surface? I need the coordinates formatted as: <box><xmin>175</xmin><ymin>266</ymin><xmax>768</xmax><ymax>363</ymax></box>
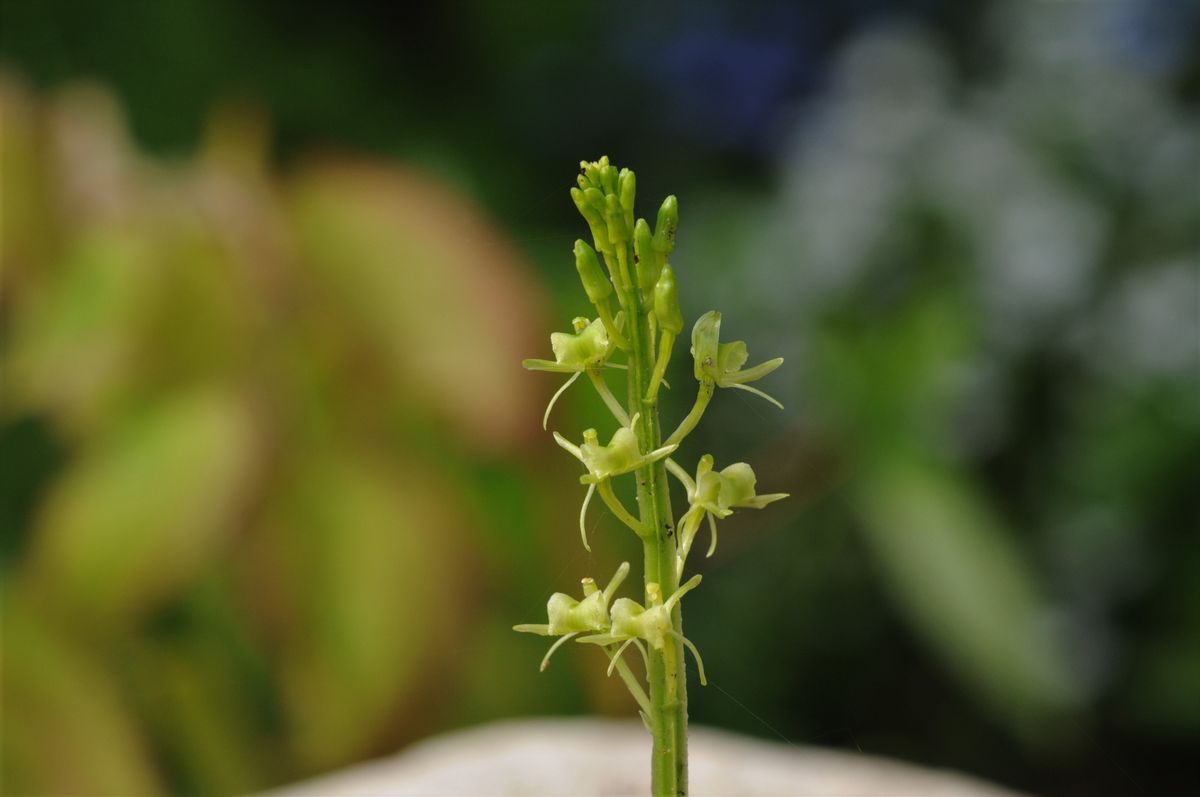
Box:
<box><xmin>264</xmin><ymin>718</ymin><xmax>1031</xmax><ymax>797</ymax></box>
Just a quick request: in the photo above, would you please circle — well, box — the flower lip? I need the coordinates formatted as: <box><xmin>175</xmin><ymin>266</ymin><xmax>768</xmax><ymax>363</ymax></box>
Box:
<box><xmin>523</xmin><ymin>317</ymin><xmax>612</xmax><ymax>374</ymax></box>
<box><xmin>564</xmin><ymin>417</ymin><xmax>677</xmax><ymax>484</ymax></box>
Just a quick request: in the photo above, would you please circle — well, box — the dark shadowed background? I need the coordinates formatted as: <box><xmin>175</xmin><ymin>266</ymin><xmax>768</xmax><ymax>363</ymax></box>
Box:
<box><xmin>2</xmin><ymin>1</ymin><xmax>1198</xmax><ymax>795</ymax></box>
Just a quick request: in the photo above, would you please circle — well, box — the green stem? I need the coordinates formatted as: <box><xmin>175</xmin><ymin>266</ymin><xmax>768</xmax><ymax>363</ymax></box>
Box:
<box><xmin>645</xmin><ymin>331</ymin><xmax>675</xmax><ymax>403</ymax></box>
<box><xmin>610</xmin><ymin>650</ymin><xmax>652</xmax><ymax>716</ymax></box>
<box><xmin>587</xmin><ymin>369</ymin><xmax>630</xmax><ymax>425</ymax></box>
<box><xmin>596</xmin><ymin>299</ymin><xmax>630</xmax><ymax>350</ymax></box>
<box><xmin>665</xmin><ymin>458</ymin><xmax>696</xmax><ymax>499</ymax></box>
<box><xmin>663</xmin><ymin>379</ymin><xmax>714</xmax><ymax>449</ymax></box>
<box><xmin>597</xmin><ymin>479</ymin><xmax>646</xmax><ymax>537</ymax></box>
<box><xmin>622</xmin><ymin>259</ymin><xmax>689</xmax><ymax>797</ymax></box>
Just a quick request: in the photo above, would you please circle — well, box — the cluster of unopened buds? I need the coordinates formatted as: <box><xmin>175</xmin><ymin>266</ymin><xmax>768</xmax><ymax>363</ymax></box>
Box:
<box><xmin>515</xmin><ymin>156</ymin><xmax>787</xmax><ymax>724</ymax></box>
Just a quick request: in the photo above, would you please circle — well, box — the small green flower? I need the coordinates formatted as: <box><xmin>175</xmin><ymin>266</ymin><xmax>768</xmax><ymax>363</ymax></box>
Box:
<box><xmin>523</xmin><ymin>316</ymin><xmax>619</xmax><ymax>429</ymax></box>
<box><xmin>554</xmin><ymin>415</ymin><xmax>677</xmax><ymax>550</ymax></box>
<box><xmin>555</xmin><ymin>415</ymin><xmax>676</xmax><ymax>485</ymax></box>
<box><xmin>693</xmin><ymin>455</ymin><xmax>789</xmax><ymax>516</ymax></box>
<box><xmin>676</xmin><ymin>455</ymin><xmax>789</xmax><ymax>568</ymax></box>
<box><xmin>579</xmin><ymin>577</ymin><xmax>707</xmax><ymax>684</ymax></box>
<box><xmin>514</xmin><ymin>562</ymin><xmax>630</xmax><ymax>671</ymax></box>
<box><xmin>691</xmin><ymin>310</ymin><xmax>785</xmax><ymax>408</ymax></box>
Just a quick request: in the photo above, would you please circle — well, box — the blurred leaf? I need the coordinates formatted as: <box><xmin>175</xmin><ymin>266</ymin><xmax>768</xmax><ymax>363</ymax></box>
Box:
<box><xmin>810</xmin><ymin>290</ymin><xmax>972</xmax><ymax>456</ymax></box>
<box><xmin>0</xmin><ymin>75</ymin><xmax>55</xmax><ymax>295</ymax></box>
<box><xmin>129</xmin><ymin>636</ymin><xmax>267</xmax><ymax>796</ymax></box>
<box><xmin>857</xmin><ymin>460</ymin><xmax>1081</xmax><ymax>741</ymax></box>
<box><xmin>258</xmin><ymin>446</ymin><xmax>470</xmax><ymax>769</ymax></box>
<box><xmin>0</xmin><ymin>596</ymin><xmax>163</xmax><ymax>796</ymax></box>
<box><xmin>0</xmin><ymin>416</ymin><xmax>66</xmax><ymax>571</ymax></box>
<box><xmin>26</xmin><ymin>389</ymin><xmax>256</xmax><ymax>624</ymax></box>
<box><xmin>287</xmin><ymin>161</ymin><xmax>545</xmax><ymax>453</ymax></box>
<box><xmin>4</xmin><ymin>229</ymin><xmax>156</xmax><ymax>435</ymax></box>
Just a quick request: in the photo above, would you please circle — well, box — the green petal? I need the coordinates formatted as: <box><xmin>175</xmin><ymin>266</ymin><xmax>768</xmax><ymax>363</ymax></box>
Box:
<box><xmin>690</xmin><ymin>311</ymin><xmax>722</xmax><ymax>381</ymax></box>
<box><xmin>744</xmin><ymin>492</ymin><xmax>789</xmax><ymax>509</ymax></box>
<box><xmin>716</xmin><ymin>340</ymin><xmax>749</xmax><ymax>375</ymax></box>
<box><xmin>522</xmin><ymin>358</ymin><xmax>577</xmax><ymax>373</ymax></box>
<box><xmin>717</xmin><ymin>462</ymin><xmax>759</xmax><ymax>508</ymax></box>
<box><xmin>722</xmin><ymin>356</ymin><xmax>784</xmax><ymax>385</ymax></box>
<box><xmin>549</xmin><ymin>318</ymin><xmax>610</xmax><ymax>369</ymax></box>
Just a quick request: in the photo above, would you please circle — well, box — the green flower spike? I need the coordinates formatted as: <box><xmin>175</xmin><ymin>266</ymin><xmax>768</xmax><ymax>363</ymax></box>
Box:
<box><xmin>675</xmin><ymin>455</ymin><xmax>789</xmax><ymax>575</ymax></box>
<box><xmin>520</xmin><ymin>159</ymin><xmax>791</xmax><ymax>796</ymax></box>
<box><xmin>553</xmin><ymin>416</ymin><xmax>678</xmax><ymax>550</ymax></box>
<box><xmin>523</xmin><ymin>316</ymin><xmax>620</xmax><ymax>430</ymax></box>
<box><xmin>579</xmin><ymin>577</ymin><xmax>707</xmax><ymax>685</ymax></box>
<box><xmin>691</xmin><ymin>310</ymin><xmax>785</xmax><ymax>409</ymax></box>
<box><xmin>513</xmin><ymin>561</ymin><xmax>630</xmax><ymax>671</ymax></box>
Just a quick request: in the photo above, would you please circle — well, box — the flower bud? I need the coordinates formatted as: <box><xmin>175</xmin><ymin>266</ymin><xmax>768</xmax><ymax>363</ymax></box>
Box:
<box><xmin>573</xmin><ymin>187</ymin><xmax>611</xmax><ymax>252</ymax></box>
<box><xmin>571</xmin><ymin>186</ymin><xmax>596</xmax><ymax>218</ymax></box>
<box><xmin>600</xmin><ymin>163</ymin><xmax>618</xmax><ymax>195</ymax></box>
<box><xmin>634</xmin><ymin>219</ymin><xmax>658</xmax><ymax>291</ymax></box>
<box><xmin>580</xmin><ymin>158</ymin><xmax>606</xmax><ymax>190</ymax></box>
<box><xmin>654</xmin><ymin>264</ymin><xmax>683</xmax><ymax>335</ymax></box>
<box><xmin>618</xmin><ymin>168</ymin><xmax>636</xmax><ymax>229</ymax></box>
<box><xmin>574</xmin><ymin>240</ymin><xmax>612</xmax><ymax>304</ymax></box>
<box><xmin>653</xmin><ymin>195</ymin><xmax>678</xmax><ymax>255</ymax></box>
<box><xmin>604</xmin><ymin>193</ymin><xmax>628</xmax><ymax>245</ymax></box>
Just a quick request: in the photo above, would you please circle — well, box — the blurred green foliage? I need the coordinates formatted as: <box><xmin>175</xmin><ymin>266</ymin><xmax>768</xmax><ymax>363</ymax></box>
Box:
<box><xmin>2</xmin><ymin>1</ymin><xmax>1199</xmax><ymax>795</ymax></box>
<box><xmin>0</xmin><ymin>78</ymin><xmax>591</xmax><ymax>795</ymax></box>
<box><xmin>671</xmin><ymin>12</ymin><xmax>1199</xmax><ymax>792</ymax></box>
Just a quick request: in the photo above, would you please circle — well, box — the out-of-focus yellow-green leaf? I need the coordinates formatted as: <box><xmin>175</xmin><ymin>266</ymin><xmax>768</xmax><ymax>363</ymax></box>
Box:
<box><xmin>0</xmin><ymin>76</ymin><xmax>55</xmax><ymax>296</ymax></box>
<box><xmin>858</xmin><ymin>460</ymin><xmax>1080</xmax><ymax>741</ymax></box>
<box><xmin>128</xmin><ymin>635</ymin><xmax>267</xmax><ymax>796</ymax></box>
<box><xmin>25</xmin><ymin>389</ymin><xmax>256</xmax><ymax>624</ymax></box>
<box><xmin>287</xmin><ymin>162</ymin><xmax>545</xmax><ymax>453</ymax></box>
<box><xmin>0</xmin><ymin>597</ymin><xmax>163</xmax><ymax>796</ymax></box>
<box><xmin>138</xmin><ymin>223</ymin><xmax>263</xmax><ymax>389</ymax></box>
<box><xmin>1</xmin><ymin>79</ymin><xmax>559</xmax><ymax>795</ymax></box>
<box><xmin>253</xmin><ymin>446</ymin><xmax>470</xmax><ymax>770</ymax></box>
<box><xmin>4</xmin><ymin>230</ymin><xmax>156</xmax><ymax>434</ymax></box>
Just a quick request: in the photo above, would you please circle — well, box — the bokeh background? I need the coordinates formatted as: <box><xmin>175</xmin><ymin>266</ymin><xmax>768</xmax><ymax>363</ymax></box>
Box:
<box><xmin>2</xmin><ymin>1</ymin><xmax>1198</xmax><ymax>795</ymax></box>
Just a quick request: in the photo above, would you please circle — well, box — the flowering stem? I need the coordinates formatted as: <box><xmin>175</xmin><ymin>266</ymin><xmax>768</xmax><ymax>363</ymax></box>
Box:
<box><xmin>523</xmin><ymin>159</ymin><xmax>789</xmax><ymax>797</ymax></box>
<box><xmin>622</xmin><ymin>272</ymin><xmax>689</xmax><ymax>797</ymax></box>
